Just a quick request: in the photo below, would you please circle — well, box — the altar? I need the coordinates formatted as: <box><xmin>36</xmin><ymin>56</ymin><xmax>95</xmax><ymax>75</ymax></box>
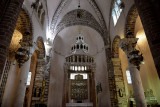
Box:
<box><xmin>66</xmin><ymin>103</ymin><xmax>93</xmax><ymax>107</ymax></box>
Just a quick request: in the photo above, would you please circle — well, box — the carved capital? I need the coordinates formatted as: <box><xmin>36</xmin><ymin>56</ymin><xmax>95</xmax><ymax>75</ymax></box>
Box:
<box><xmin>119</xmin><ymin>37</ymin><xmax>138</xmax><ymax>55</ymax></box>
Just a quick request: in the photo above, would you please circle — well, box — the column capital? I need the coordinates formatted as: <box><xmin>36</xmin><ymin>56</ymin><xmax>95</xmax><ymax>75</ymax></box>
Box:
<box><xmin>119</xmin><ymin>37</ymin><xmax>138</xmax><ymax>55</ymax></box>
<box><xmin>119</xmin><ymin>37</ymin><xmax>143</xmax><ymax>70</ymax></box>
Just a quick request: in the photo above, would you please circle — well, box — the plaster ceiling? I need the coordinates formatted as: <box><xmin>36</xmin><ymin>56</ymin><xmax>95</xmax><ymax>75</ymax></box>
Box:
<box><xmin>26</xmin><ymin>0</ymin><xmax>112</xmax><ymax>42</ymax></box>
<box><xmin>53</xmin><ymin>25</ymin><xmax>105</xmax><ymax>57</ymax></box>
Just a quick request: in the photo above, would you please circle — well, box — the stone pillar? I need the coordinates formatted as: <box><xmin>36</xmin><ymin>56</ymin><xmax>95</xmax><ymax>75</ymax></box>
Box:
<box><xmin>1</xmin><ymin>62</ymin><xmax>17</xmax><ymax>107</ymax></box>
<box><xmin>31</xmin><ymin>54</ymin><xmax>45</xmax><ymax>106</ymax></box>
<box><xmin>119</xmin><ymin>37</ymin><xmax>147</xmax><ymax>107</ymax></box>
<box><xmin>62</xmin><ymin>68</ymin><xmax>68</xmax><ymax>107</ymax></box>
<box><xmin>112</xmin><ymin>58</ymin><xmax>127</xmax><ymax>106</ymax></box>
<box><xmin>134</xmin><ymin>0</ymin><xmax>160</xmax><ymax>77</ymax></box>
<box><xmin>66</xmin><ymin>73</ymin><xmax>70</xmax><ymax>103</ymax></box>
<box><xmin>2</xmin><ymin>58</ymin><xmax>31</xmax><ymax>107</ymax></box>
<box><xmin>87</xmin><ymin>74</ymin><xmax>90</xmax><ymax>102</ymax></box>
<box><xmin>13</xmin><ymin>57</ymin><xmax>31</xmax><ymax>107</ymax></box>
<box><xmin>0</xmin><ymin>0</ymin><xmax>24</xmax><ymax>79</ymax></box>
<box><xmin>128</xmin><ymin>61</ymin><xmax>147</xmax><ymax>107</ymax></box>
<box><xmin>89</xmin><ymin>72</ymin><xmax>96</xmax><ymax>107</ymax></box>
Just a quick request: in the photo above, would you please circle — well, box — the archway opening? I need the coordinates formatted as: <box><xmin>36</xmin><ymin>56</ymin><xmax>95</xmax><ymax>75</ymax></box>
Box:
<box><xmin>48</xmin><ymin>25</ymin><xmax>111</xmax><ymax>107</ymax></box>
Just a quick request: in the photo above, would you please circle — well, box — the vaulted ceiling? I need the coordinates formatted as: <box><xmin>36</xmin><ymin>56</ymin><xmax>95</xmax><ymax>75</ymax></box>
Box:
<box><xmin>26</xmin><ymin>0</ymin><xmax>113</xmax><ymax>40</ymax></box>
<box><xmin>46</xmin><ymin>0</ymin><xmax>112</xmax><ymax>30</ymax></box>
<box><xmin>44</xmin><ymin>0</ymin><xmax>113</xmax><ymax>55</ymax></box>
<box><xmin>26</xmin><ymin>0</ymin><xmax>113</xmax><ymax>56</ymax></box>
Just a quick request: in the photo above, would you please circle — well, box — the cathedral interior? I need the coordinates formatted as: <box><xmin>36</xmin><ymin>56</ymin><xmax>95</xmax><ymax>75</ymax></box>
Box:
<box><xmin>0</xmin><ymin>0</ymin><xmax>160</xmax><ymax>107</ymax></box>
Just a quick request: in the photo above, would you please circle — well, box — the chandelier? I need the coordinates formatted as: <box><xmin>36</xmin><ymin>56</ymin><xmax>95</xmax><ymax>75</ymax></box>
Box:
<box><xmin>15</xmin><ymin>29</ymin><xmax>31</xmax><ymax>67</ymax></box>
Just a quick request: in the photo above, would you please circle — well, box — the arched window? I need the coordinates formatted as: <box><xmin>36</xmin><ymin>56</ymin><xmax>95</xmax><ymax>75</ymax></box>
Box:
<box><xmin>112</xmin><ymin>0</ymin><xmax>123</xmax><ymax>26</ymax></box>
<box><xmin>126</xmin><ymin>70</ymin><xmax>132</xmax><ymax>84</ymax></box>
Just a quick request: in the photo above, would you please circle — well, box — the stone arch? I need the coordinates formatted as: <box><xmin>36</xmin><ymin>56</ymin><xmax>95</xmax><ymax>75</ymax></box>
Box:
<box><xmin>55</xmin><ymin>9</ymin><xmax>108</xmax><ymax>45</ymax></box>
<box><xmin>0</xmin><ymin>8</ymin><xmax>34</xmax><ymax>106</ymax></box>
<box><xmin>22</xmin><ymin>5</ymin><xmax>34</xmax><ymax>34</ymax></box>
<box><xmin>125</xmin><ymin>5</ymin><xmax>138</xmax><ymax>37</ymax></box>
<box><xmin>16</xmin><ymin>8</ymin><xmax>32</xmax><ymax>38</ymax></box>
<box><xmin>31</xmin><ymin>36</ymin><xmax>47</xmax><ymax>106</ymax></box>
<box><xmin>9</xmin><ymin>8</ymin><xmax>33</xmax><ymax>58</ymax></box>
<box><xmin>112</xmin><ymin>36</ymin><xmax>120</xmax><ymax>58</ymax></box>
<box><xmin>50</xmin><ymin>0</ymin><xmax>108</xmax><ymax>35</ymax></box>
<box><xmin>56</xmin><ymin>9</ymin><xmax>102</xmax><ymax>34</ymax></box>
<box><xmin>110</xmin><ymin>36</ymin><xmax>127</xmax><ymax>106</ymax></box>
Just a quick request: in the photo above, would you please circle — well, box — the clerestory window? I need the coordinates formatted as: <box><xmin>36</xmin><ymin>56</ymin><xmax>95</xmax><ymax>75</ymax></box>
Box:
<box><xmin>112</xmin><ymin>0</ymin><xmax>123</xmax><ymax>26</ymax></box>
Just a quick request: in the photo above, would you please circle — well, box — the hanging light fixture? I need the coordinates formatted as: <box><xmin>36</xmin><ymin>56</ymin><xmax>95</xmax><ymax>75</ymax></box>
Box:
<box><xmin>77</xmin><ymin>0</ymin><xmax>83</xmax><ymax>18</ymax></box>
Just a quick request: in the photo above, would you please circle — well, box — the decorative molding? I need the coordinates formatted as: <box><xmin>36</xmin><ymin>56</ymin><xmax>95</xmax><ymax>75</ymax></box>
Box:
<box><xmin>87</xmin><ymin>0</ymin><xmax>107</xmax><ymax>32</ymax></box>
<box><xmin>50</xmin><ymin>0</ymin><xmax>108</xmax><ymax>43</ymax></box>
<box><xmin>50</xmin><ymin>0</ymin><xmax>69</xmax><ymax>32</ymax></box>
<box><xmin>55</xmin><ymin>9</ymin><xmax>103</xmax><ymax>35</ymax></box>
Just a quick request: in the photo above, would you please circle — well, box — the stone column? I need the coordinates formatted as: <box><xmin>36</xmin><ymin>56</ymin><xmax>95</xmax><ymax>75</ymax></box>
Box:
<box><xmin>62</xmin><ymin>67</ymin><xmax>68</xmax><ymax>107</ymax></box>
<box><xmin>89</xmin><ymin>73</ymin><xmax>92</xmax><ymax>102</ymax></box>
<box><xmin>87</xmin><ymin>74</ymin><xmax>90</xmax><ymax>102</ymax></box>
<box><xmin>0</xmin><ymin>0</ymin><xmax>24</xmax><ymax>79</ymax></box>
<box><xmin>128</xmin><ymin>61</ymin><xmax>147</xmax><ymax>107</ymax></box>
<box><xmin>1</xmin><ymin>62</ymin><xmax>18</xmax><ymax>107</ymax></box>
<box><xmin>67</xmin><ymin>73</ymin><xmax>70</xmax><ymax>103</ymax></box>
<box><xmin>2</xmin><ymin>57</ymin><xmax>31</xmax><ymax>107</ymax></box>
<box><xmin>13</xmin><ymin>57</ymin><xmax>31</xmax><ymax>107</ymax></box>
<box><xmin>119</xmin><ymin>37</ymin><xmax>147</xmax><ymax>107</ymax></box>
<box><xmin>89</xmin><ymin>72</ymin><xmax>96</xmax><ymax>107</ymax></box>
<box><xmin>134</xmin><ymin>0</ymin><xmax>160</xmax><ymax>77</ymax></box>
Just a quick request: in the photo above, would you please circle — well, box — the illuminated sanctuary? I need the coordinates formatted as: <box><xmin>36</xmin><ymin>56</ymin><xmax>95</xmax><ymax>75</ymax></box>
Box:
<box><xmin>0</xmin><ymin>0</ymin><xmax>160</xmax><ymax>107</ymax></box>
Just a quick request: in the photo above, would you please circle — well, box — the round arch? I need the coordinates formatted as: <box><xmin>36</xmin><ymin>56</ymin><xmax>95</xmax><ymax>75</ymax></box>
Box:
<box><xmin>125</xmin><ymin>5</ymin><xmax>138</xmax><ymax>37</ymax></box>
<box><xmin>112</xmin><ymin>36</ymin><xmax>121</xmax><ymax>58</ymax></box>
<box><xmin>54</xmin><ymin>9</ymin><xmax>109</xmax><ymax>46</ymax></box>
<box><xmin>16</xmin><ymin>8</ymin><xmax>33</xmax><ymax>40</ymax></box>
